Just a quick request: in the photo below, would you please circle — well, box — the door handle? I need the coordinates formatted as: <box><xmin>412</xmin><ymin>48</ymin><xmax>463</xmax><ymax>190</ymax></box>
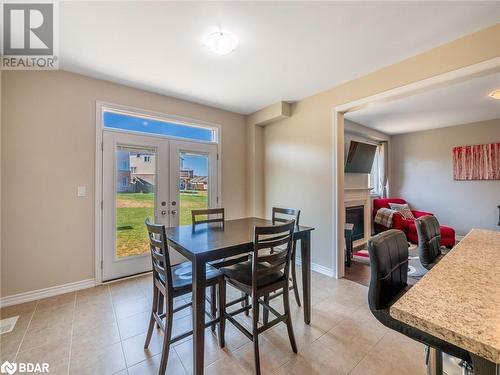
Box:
<box><xmin>171</xmin><ymin>210</ymin><xmax>177</xmax><ymax>215</ymax></box>
<box><xmin>161</xmin><ymin>210</ymin><xmax>168</xmax><ymax>216</ymax></box>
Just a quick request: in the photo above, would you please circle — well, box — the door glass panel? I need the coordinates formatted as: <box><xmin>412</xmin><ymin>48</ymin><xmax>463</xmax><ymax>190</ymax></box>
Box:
<box><xmin>115</xmin><ymin>147</ymin><xmax>156</xmax><ymax>258</ymax></box>
<box><xmin>179</xmin><ymin>152</ymin><xmax>209</xmax><ymax>225</ymax></box>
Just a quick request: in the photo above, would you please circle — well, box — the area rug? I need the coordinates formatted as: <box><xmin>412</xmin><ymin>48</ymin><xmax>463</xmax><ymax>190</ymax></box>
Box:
<box><xmin>407</xmin><ymin>244</ymin><xmax>428</xmax><ymax>279</ymax></box>
<box><xmin>352</xmin><ymin>248</ymin><xmax>370</xmax><ymax>264</ymax></box>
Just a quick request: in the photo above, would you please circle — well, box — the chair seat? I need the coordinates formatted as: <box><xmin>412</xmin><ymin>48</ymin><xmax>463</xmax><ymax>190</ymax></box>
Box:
<box><xmin>220</xmin><ymin>260</ymin><xmax>285</xmax><ymax>288</ymax></box>
<box><xmin>159</xmin><ymin>262</ymin><xmax>222</xmax><ymax>292</ymax></box>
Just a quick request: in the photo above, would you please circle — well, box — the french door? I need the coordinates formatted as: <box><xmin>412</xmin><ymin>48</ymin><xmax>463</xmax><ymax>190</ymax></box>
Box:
<box><xmin>102</xmin><ymin>130</ymin><xmax>218</xmax><ymax>281</ymax></box>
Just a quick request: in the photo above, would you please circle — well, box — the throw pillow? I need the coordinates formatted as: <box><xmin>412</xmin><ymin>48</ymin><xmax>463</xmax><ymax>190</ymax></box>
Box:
<box><xmin>388</xmin><ymin>203</ymin><xmax>415</xmax><ymax>220</ymax></box>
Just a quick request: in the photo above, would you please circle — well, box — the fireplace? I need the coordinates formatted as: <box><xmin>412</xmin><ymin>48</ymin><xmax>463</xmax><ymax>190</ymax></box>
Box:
<box><xmin>346</xmin><ymin>205</ymin><xmax>365</xmax><ymax>241</ymax></box>
<box><xmin>344</xmin><ymin>187</ymin><xmax>372</xmax><ymax>246</ymax></box>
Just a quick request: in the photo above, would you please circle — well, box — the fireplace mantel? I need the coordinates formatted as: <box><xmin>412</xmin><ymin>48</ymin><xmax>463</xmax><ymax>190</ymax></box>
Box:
<box><xmin>345</xmin><ymin>188</ymin><xmax>373</xmax><ymax>202</ymax></box>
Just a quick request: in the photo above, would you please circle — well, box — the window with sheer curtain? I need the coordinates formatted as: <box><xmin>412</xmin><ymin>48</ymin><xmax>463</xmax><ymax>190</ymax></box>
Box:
<box><xmin>369</xmin><ymin>142</ymin><xmax>388</xmax><ymax>197</ymax></box>
<box><xmin>369</xmin><ymin>146</ymin><xmax>381</xmax><ymax>195</ymax></box>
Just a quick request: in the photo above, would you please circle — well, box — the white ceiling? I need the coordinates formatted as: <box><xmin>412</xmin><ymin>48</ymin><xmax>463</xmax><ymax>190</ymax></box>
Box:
<box><xmin>60</xmin><ymin>2</ymin><xmax>500</xmax><ymax>114</ymax></box>
<box><xmin>345</xmin><ymin>72</ymin><xmax>500</xmax><ymax>134</ymax></box>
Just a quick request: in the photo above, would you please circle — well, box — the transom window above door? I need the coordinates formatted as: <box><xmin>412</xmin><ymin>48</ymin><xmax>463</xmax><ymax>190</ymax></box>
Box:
<box><xmin>102</xmin><ymin>107</ymin><xmax>218</xmax><ymax>143</ymax></box>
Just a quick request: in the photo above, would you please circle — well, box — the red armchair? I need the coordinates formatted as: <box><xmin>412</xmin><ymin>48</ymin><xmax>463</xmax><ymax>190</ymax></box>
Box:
<box><xmin>372</xmin><ymin>198</ymin><xmax>455</xmax><ymax>248</ymax></box>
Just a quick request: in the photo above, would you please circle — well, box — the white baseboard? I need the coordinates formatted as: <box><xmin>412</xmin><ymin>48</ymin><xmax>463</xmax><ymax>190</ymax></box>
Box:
<box><xmin>295</xmin><ymin>258</ymin><xmax>335</xmax><ymax>278</ymax></box>
<box><xmin>0</xmin><ymin>279</ymin><xmax>96</xmax><ymax>308</ymax></box>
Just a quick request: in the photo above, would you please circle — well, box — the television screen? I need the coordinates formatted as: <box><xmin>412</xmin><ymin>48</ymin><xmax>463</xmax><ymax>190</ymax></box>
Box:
<box><xmin>345</xmin><ymin>141</ymin><xmax>377</xmax><ymax>173</ymax></box>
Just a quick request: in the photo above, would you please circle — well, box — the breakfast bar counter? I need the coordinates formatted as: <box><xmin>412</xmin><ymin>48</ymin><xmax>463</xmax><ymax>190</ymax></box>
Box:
<box><xmin>390</xmin><ymin>229</ymin><xmax>500</xmax><ymax>374</ymax></box>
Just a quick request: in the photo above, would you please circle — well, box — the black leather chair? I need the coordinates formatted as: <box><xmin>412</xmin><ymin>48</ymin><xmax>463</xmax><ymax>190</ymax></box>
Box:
<box><xmin>367</xmin><ymin>230</ymin><xmax>471</xmax><ymax>373</ymax></box>
<box><xmin>220</xmin><ymin>221</ymin><xmax>298</xmax><ymax>375</ymax></box>
<box><xmin>144</xmin><ymin>219</ymin><xmax>225</xmax><ymax>374</ymax></box>
<box><xmin>415</xmin><ymin>215</ymin><xmax>444</xmax><ymax>269</ymax></box>
<box><xmin>261</xmin><ymin>207</ymin><xmax>302</xmax><ymax>326</ymax></box>
<box><xmin>192</xmin><ymin>208</ymin><xmax>251</xmax><ymax>318</ymax></box>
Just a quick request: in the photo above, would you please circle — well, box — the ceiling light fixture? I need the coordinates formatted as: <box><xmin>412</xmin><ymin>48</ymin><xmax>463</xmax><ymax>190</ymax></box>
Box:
<box><xmin>204</xmin><ymin>31</ymin><xmax>238</xmax><ymax>55</ymax></box>
<box><xmin>488</xmin><ymin>89</ymin><xmax>500</xmax><ymax>100</ymax></box>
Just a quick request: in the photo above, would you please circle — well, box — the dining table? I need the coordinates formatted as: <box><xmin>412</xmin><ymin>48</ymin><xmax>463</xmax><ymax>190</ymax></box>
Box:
<box><xmin>165</xmin><ymin>217</ymin><xmax>315</xmax><ymax>375</ymax></box>
<box><xmin>390</xmin><ymin>229</ymin><xmax>500</xmax><ymax>374</ymax></box>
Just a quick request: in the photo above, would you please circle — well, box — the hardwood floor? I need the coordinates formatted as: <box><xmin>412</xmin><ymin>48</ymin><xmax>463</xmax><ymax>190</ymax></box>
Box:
<box><xmin>344</xmin><ymin>261</ymin><xmax>371</xmax><ymax>287</ymax></box>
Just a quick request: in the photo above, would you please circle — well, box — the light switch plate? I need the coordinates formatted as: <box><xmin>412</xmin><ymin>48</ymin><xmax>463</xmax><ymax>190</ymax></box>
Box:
<box><xmin>77</xmin><ymin>186</ymin><xmax>87</xmax><ymax>197</ymax></box>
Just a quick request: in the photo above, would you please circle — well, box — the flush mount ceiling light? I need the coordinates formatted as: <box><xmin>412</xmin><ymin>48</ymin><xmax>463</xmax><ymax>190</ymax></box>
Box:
<box><xmin>488</xmin><ymin>89</ymin><xmax>500</xmax><ymax>100</ymax></box>
<box><xmin>204</xmin><ymin>31</ymin><xmax>238</xmax><ymax>55</ymax></box>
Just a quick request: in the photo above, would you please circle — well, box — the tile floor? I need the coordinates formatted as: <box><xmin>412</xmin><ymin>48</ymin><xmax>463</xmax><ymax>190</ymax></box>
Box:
<box><xmin>0</xmin><ymin>268</ymin><xmax>431</xmax><ymax>375</ymax></box>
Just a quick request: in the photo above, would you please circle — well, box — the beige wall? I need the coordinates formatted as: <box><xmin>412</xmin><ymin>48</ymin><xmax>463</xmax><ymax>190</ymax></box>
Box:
<box><xmin>263</xmin><ymin>24</ymin><xmax>500</xmax><ymax>270</ymax></box>
<box><xmin>246</xmin><ymin>102</ymin><xmax>291</xmax><ymax>218</ymax></box>
<box><xmin>390</xmin><ymin>119</ymin><xmax>500</xmax><ymax>236</ymax></box>
<box><xmin>1</xmin><ymin>71</ymin><xmax>247</xmax><ymax>296</ymax></box>
<box><xmin>245</xmin><ymin>123</ymin><xmax>265</xmax><ymax>217</ymax></box>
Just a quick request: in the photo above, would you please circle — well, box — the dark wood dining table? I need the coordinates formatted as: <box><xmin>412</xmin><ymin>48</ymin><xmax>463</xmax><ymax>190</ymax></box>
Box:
<box><xmin>165</xmin><ymin>217</ymin><xmax>314</xmax><ymax>375</ymax></box>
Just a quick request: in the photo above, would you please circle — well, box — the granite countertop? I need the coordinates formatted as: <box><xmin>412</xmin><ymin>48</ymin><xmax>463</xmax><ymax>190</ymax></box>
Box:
<box><xmin>390</xmin><ymin>229</ymin><xmax>500</xmax><ymax>364</ymax></box>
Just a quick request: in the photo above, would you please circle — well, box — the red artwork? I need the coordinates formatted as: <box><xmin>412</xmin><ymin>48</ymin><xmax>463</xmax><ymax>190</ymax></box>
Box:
<box><xmin>452</xmin><ymin>143</ymin><xmax>500</xmax><ymax>180</ymax></box>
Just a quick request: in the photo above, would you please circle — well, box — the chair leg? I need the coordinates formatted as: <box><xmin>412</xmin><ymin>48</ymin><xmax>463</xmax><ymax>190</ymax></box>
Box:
<box><xmin>217</xmin><ymin>279</ymin><xmax>226</xmax><ymax>348</ymax></box>
<box><xmin>426</xmin><ymin>347</ymin><xmax>443</xmax><ymax>375</ymax></box>
<box><xmin>263</xmin><ymin>293</ymin><xmax>270</xmax><ymax>324</ymax></box>
<box><xmin>157</xmin><ymin>292</ymin><xmax>164</xmax><ymax>329</ymax></box>
<box><xmin>283</xmin><ymin>283</ymin><xmax>297</xmax><ymax>353</ymax></box>
<box><xmin>252</xmin><ymin>294</ymin><xmax>261</xmax><ymax>375</ymax></box>
<box><xmin>243</xmin><ymin>292</ymin><xmax>250</xmax><ymax>316</ymax></box>
<box><xmin>158</xmin><ymin>301</ymin><xmax>174</xmax><ymax>375</ymax></box>
<box><xmin>291</xmin><ymin>248</ymin><xmax>301</xmax><ymax>307</ymax></box>
<box><xmin>210</xmin><ymin>285</ymin><xmax>217</xmax><ymax>332</ymax></box>
<box><xmin>144</xmin><ymin>286</ymin><xmax>159</xmax><ymax>348</ymax></box>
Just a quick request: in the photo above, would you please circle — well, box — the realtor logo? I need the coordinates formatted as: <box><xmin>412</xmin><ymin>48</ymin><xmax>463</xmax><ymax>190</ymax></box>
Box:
<box><xmin>3</xmin><ymin>3</ymin><xmax>53</xmax><ymax>55</ymax></box>
<box><xmin>1</xmin><ymin>1</ymin><xmax>59</xmax><ymax>69</ymax></box>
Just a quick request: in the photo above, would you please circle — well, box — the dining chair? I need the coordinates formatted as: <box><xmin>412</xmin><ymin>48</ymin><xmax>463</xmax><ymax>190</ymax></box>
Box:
<box><xmin>415</xmin><ymin>215</ymin><xmax>445</xmax><ymax>269</ymax></box>
<box><xmin>367</xmin><ymin>229</ymin><xmax>471</xmax><ymax>375</ymax></box>
<box><xmin>220</xmin><ymin>220</ymin><xmax>298</xmax><ymax>375</ymax></box>
<box><xmin>272</xmin><ymin>207</ymin><xmax>301</xmax><ymax>304</ymax></box>
<box><xmin>144</xmin><ymin>219</ymin><xmax>226</xmax><ymax>375</ymax></box>
<box><xmin>192</xmin><ymin>208</ymin><xmax>252</xmax><ymax>320</ymax></box>
<box><xmin>191</xmin><ymin>207</ymin><xmax>225</xmax><ymax>224</ymax></box>
<box><xmin>260</xmin><ymin>207</ymin><xmax>301</xmax><ymax>325</ymax></box>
